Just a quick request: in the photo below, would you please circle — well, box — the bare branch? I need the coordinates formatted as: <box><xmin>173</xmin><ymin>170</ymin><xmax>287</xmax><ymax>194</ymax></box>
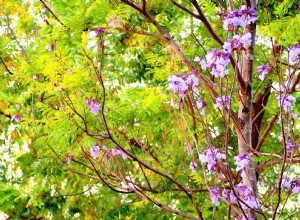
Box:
<box><xmin>40</xmin><ymin>0</ymin><xmax>67</xmax><ymax>28</ymax></box>
<box><xmin>255</xmin><ymin>114</ymin><xmax>278</xmax><ymax>152</ymax></box>
<box><xmin>0</xmin><ymin>57</ymin><xmax>13</xmax><ymax>75</ymax></box>
<box><xmin>6</xmin><ymin>16</ymin><xmax>30</xmax><ymax>63</ymax></box>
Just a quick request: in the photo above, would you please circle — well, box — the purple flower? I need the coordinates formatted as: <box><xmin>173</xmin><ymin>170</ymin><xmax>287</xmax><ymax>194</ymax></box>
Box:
<box><xmin>214</xmin><ymin>96</ymin><xmax>231</xmax><ymax>109</ymax></box>
<box><xmin>168</xmin><ymin>74</ymin><xmax>188</xmax><ymax>94</ymax></box>
<box><xmin>185</xmin><ymin>74</ymin><xmax>199</xmax><ymax>88</ymax></box>
<box><xmin>235</xmin><ymin>183</ymin><xmax>259</xmax><ymax>209</ymax></box>
<box><xmin>112</xmin><ymin>146</ymin><xmax>128</xmax><ymax>160</ymax></box>
<box><xmin>194</xmin><ymin>56</ymin><xmax>207</xmax><ymax>70</ymax></box>
<box><xmin>222</xmin><ymin>189</ymin><xmax>229</xmax><ymax>200</ymax></box>
<box><xmin>234</xmin><ymin>154</ymin><xmax>252</xmax><ymax>178</ymax></box>
<box><xmin>16</xmin><ymin>104</ymin><xmax>20</xmax><ymax>111</ymax></box>
<box><xmin>223</xmin><ymin>6</ymin><xmax>256</xmax><ymax>31</ymax></box>
<box><xmin>222</xmin><ymin>41</ymin><xmax>233</xmax><ymax>53</ymax></box>
<box><xmin>41</xmin><ymin>7</ymin><xmax>47</xmax><ymax>13</ymax></box>
<box><xmin>84</xmin><ymin>98</ymin><xmax>91</xmax><ymax>107</ymax></box>
<box><xmin>90</xmin><ymin>101</ymin><xmax>100</xmax><ymax>115</ymax></box>
<box><xmin>108</xmin><ymin>19</ymin><xmax>121</xmax><ymax>28</ymax></box>
<box><xmin>12</xmin><ymin>114</ymin><xmax>21</xmax><ymax>122</ymax></box>
<box><xmin>46</xmin><ymin>44</ymin><xmax>54</xmax><ymax>51</ymax></box>
<box><xmin>91</xmin><ymin>145</ymin><xmax>100</xmax><ymax>157</ymax></box>
<box><xmin>198</xmin><ymin>147</ymin><xmax>226</xmax><ymax>172</ymax></box>
<box><xmin>278</xmin><ymin>94</ymin><xmax>296</xmax><ymax>115</ymax></box>
<box><xmin>209</xmin><ymin>187</ymin><xmax>220</xmax><ymax>206</ymax></box>
<box><xmin>281</xmin><ymin>176</ymin><xmax>291</xmax><ymax>188</ymax></box>
<box><xmin>240</xmin><ymin>32</ymin><xmax>252</xmax><ymax>45</ymax></box>
<box><xmin>229</xmin><ymin>190</ymin><xmax>237</xmax><ymax>203</ymax></box>
<box><xmin>196</xmin><ymin>100</ymin><xmax>206</xmax><ymax>116</ymax></box>
<box><xmin>168</xmin><ymin>73</ymin><xmax>199</xmax><ymax>96</ymax></box>
<box><xmin>67</xmin><ymin>154</ymin><xmax>72</xmax><ymax>165</ymax></box>
<box><xmin>206</xmin><ymin>50</ymin><xmax>230</xmax><ymax>78</ymax></box>
<box><xmin>278</xmin><ymin>132</ymin><xmax>283</xmax><ymax>142</ymax></box>
<box><xmin>288</xmin><ymin>44</ymin><xmax>300</xmax><ymax>64</ymax></box>
<box><xmin>286</xmin><ymin>141</ymin><xmax>298</xmax><ymax>153</ymax></box>
<box><xmin>290</xmin><ymin>179</ymin><xmax>300</xmax><ymax>193</ymax></box>
<box><xmin>189</xmin><ymin>160</ymin><xmax>198</xmax><ymax>172</ymax></box>
<box><xmin>257</xmin><ymin>63</ymin><xmax>272</xmax><ymax>81</ymax></box>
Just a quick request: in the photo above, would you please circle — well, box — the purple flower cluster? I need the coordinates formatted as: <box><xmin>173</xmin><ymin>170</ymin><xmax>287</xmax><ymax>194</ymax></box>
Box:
<box><xmin>196</xmin><ymin>100</ymin><xmax>206</xmax><ymax>116</ymax></box>
<box><xmin>168</xmin><ymin>73</ymin><xmax>199</xmax><ymax>96</ymax></box>
<box><xmin>222</xmin><ymin>184</ymin><xmax>259</xmax><ymax>209</ymax></box>
<box><xmin>257</xmin><ymin>63</ymin><xmax>272</xmax><ymax>81</ymax></box>
<box><xmin>112</xmin><ymin>146</ymin><xmax>128</xmax><ymax>160</ymax></box>
<box><xmin>285</xmin><ymin>141</ymin><xmax>298</xmax><ymax>153</ymax></box>
<box><xmin>85</xmin><ymin>98</ymin><xmax>100</xmax><ymax>115</ymax></box>
<box><xmin>222</xmin><ymin>189</ymin><xmax>237</xmax><ymax>203</ymax></box>
<box><xmin>206</xmin><ymin>50</ymin><xmax>230</xmax><ymax>78</ymax></box>
<box><xmin>234</xmin><ymin>154</ymin><xmax>252</xmax><ymax>178</ymax></box>
<box><xmin>198</xmin><ymin>147</ymin><xmax>226</xmax><ymax>172</ymax></box>
<box><xmin>277</xmin><ymin>94</ymin><xmax>297</xmax><ymax>119</ymax></box>
<box><xmin>12</xmin><ymin>114</ymin><xmax>21</xmax><ymax>122</ymax></box>
<box><xmin>91</xmin><ymin>144</ymin><xmax>101</xmax><ymax>157</ymax></box>
<box><xmin>214</xmin><ymin>95</ymin><xmax>231</xmax><ymax>109</ymax></box>
<box><xmin>189</xmin><ymin>160</ymin><xmax>198</xmax><ymax>172</ymax></box>
<box><xmin>194</xmin><ymin>49</ymin><xmax>230</xmax><ymax>78</ymax></box>
<box><xmin>281</xmin><ymin>177</ymin><xmax>300</xmax><ymax>193</ymax></box>
<box><xmin>288</xmin><ymin>44</ymin><xmax>300</xmax><ymax>64</ymax></box>
<box><xmin>223</xmin><ymin>6</ymin><xmax>256</xmax><ymax>31</ymax></box>
<box><xmin>235</xmin><ymin>184</ymin><xmax>259</xmax><ymax>209</ymax></box>
<box><xmin>90</xmin><ymin>145</ymin><xmax>128</xmax><ymax>160</ymax></box>
<box><xmin>223</xmin><ymin>33</ymin><xmax>252</xmax><ymax>53</ymax></box>
<box><xmin>210</xmin><ymin>187</ymin><xmax>220</xmax><ymax>206</ymax></box>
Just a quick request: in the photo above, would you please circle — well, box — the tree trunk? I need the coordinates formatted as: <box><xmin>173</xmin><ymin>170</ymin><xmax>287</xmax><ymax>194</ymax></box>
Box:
<box><xmin>237</xmin><ymin>1</ymin><xmax>258</xmax><ymax>218</ymax></box>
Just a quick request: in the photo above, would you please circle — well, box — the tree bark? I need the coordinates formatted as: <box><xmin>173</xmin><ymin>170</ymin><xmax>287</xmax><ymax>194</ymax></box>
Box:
<box><xmin>237</xmin><ymin>0</ymin><xmax>258</xmax><ymax>218</ymax></box>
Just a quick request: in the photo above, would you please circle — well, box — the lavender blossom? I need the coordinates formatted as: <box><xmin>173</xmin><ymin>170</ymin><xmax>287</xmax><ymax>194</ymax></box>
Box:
<box><xmin>189</xmin><ymin>160</ymin><xmax>198</xmax><ymax>172</ymax></box>
<box><xmin>206</xmin><ymin>50</ymin><xmax>230</xmax><ymax>78</ymax></box>
<box><xmin>234</xmin><ymin>154</ymin><xmax>252</xmax><ymax>178</ymax></box>
<box><xmin>90</xmin><ymin>101</ymin><xmax>100</xmax><ymax>115</ymax></box>
<box><xmin>257</xmin><ymin>63</ymin><xmax>272</xmax><ymax>81</ymax></box>
<box><xmin>12</xmin><ymin>114</ymin><xmax>21</xmax><ymax>122</ymax></box>
<box><xmin>223</xmin><ymin>6</ymin><xmax>256</xmax><ymax>31</ymax></box>
<box><xmin>198</xmin><ymin>147</ymin><xmax>226</xmax><ymax>172</ymax></box>
<box><xmin>168</xmin><ymin>74</ymin><xmax>188</xmax><ymax>94</ymax></box>
<box><xmin>288</xmin><ymin>44</ymin><xmax>300</xmax><ymax>64</ymax></box>
<box><xmin>278</xmin><ymin>94</ymin><xmax>296</xmax><ymax>117</ymax></box>
<box><xmin>112</xmin><ymin>146</ymin><xmax>128</xmax><ymax>160</ymax></box>
<box><xmin>214</xmin><ymin>96</ymin><xmax>231</xmax><ymax>109</ymax></box>
<box><xmin>196</xmin><ymin>100</ymin><xmax>206</xmax><ymax>116</ymax></box>
<box><xmin>210</xmin><ymin>187</ymin><xmax>220</xmax><ymax>206</ymax></box>
<box><xmin>91</xmin><ymin>145</ymin><xmax>100</xmax><ymax>157</ymax></box>
<box><xmin>194</xmin><ymin>56</ymin><xmax>207</xmax><ymax>70</ymax></box>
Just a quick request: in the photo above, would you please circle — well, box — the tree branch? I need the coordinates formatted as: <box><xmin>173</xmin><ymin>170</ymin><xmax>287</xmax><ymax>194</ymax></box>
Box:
<box><xmin>0</xmin><ymin>57</ymin><xmax>13</xmax><ymax>75</ymax></box>
<box><xmin>40</xmin><ymin>0</ymin><xmax>67</xmax><ymax>28</ymax></box>
<box><xmin>6</xmin><ymin>16</ymin><xmax>30</xmax><ymax>63</ymax></box>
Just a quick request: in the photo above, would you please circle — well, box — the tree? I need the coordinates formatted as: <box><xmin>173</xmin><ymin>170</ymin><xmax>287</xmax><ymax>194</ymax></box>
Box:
<box><xmin>0</xmin><ymin>0</ymin><xmax>299</xmax><ymax>219</ymax></box>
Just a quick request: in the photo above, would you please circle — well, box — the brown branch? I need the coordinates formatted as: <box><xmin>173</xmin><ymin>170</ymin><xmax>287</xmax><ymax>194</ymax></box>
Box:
<box><xmin>189</xmin><ymin>0</ymin><xmax>223</xmax><ymax>47</ymax></box>
<box><xmin>0</xmin><ymin>57</ymin><xmax>13</xmax><ymax>75</ymax></box>
<box><xmin>170</xmin><ymin>0</ymin><xmax>199</xmax><ymax>18</ymax></box>
<box><xmin>81</xmin><ymin>146</ymin><xmax>134</xmax><ymax>194</ymax></box>
<box><xmin>289</xmin><ymin>71</ymin><xmax>300</xmax><ymax>93</ymax></box>
<box><xmin>40</xmin><ymin>0</ymin><xmax>67</xmax><ymax>28</ymax></box>
<box><xmin>48</xmin><ymin>146</ymin><xmax>99</xmax><ymax>179</ymax></box>
<box><xmin>255</xmin><ymin>114</ymin><xmax>278</xmax><ymax>152</ymax></box>
<box><xmin>6</xmin><ymin>16</ymin><xmax>30</xmax><ymax>63</ymax></box>
<box><xmin>129</xmin><ymin>185</ymin><xmax>200</xmax><ymax>220</ymax></box>
<box><xmin>251</xmin><ymin>87</ymin><xmax>271</xmax><ymax>149</ymax></box>
<box><xmin>258</xmin><ymin>158</ymin><xmax>300</xmax><ymax>173</ymax></box>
